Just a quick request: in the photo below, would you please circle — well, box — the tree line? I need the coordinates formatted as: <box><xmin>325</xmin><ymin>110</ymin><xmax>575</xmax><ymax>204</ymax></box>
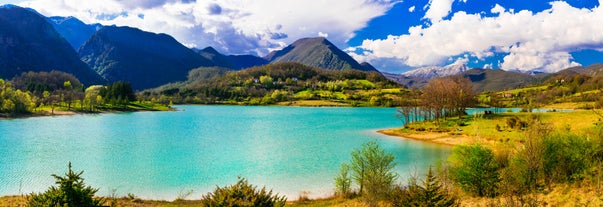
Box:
<box><xmin>0</xmin><ymin>71</ymin><xmax>139</xmax><ymax>116</ymax></box>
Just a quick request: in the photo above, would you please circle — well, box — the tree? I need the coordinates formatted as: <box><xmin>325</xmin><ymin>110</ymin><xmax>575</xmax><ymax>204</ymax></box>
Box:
<box><xmin>99</xmin><ymin>82</ymin><xmax>135</xmax><ymax>107</ymax></box>
<box><xmin>0</xmin><ymin>79</ymin><xmax>35</xmax><ymax>114</ymax></box>
<box><xmin>259</xmin><ymin>75</ymin><xmax>274</xmax><ymax>88</ymax></box>
<box><xmin>448</xmin><ymin>144</ymin><xmax>500</xmax><ymax>197</ymax></box>
<box><xmin>63</xmin><ymin>81</ymin><xmax>73</xmax><ymax>110</ymax></box>
<box><xmin>27</xmin><ymin>162</ymin><xmax>104</xmax><ymax>207</ymax></box>
<box><xmin>201</xmin><ymin>177</ymin><xmax>286</xmax><ymax>207</ymax></box>
<box><xmin>349</xmin><ymin>141</ymin><xmax>398</xmax><ymax>203</ymax></box>
<box><xmin>391</xmin><ymin>166</ymin><xmax>458</xmax><ymax>207</ymax></box>
<box><xmin>421</xmin><ymin>77</ymin><xmax>476</xmax><ymax>122</ymax></box>
<box><xmin>449</xmin><ymin>76</ymin><xmax>475</xmax><ymax>118</ymax></box>
<box><xmin>334</xmin><ymin>163</ymin><xmax>352</xmax><ymax>197</ymax></box>
<box><xmin>85</xmin><ymin>85</ymin><xmax>103</xmax><ymax>112</ymax></box>
<box><xmin>420</xmin><ymin>166</ymin><xmax>457</xmax><ymax>206</ymax></box>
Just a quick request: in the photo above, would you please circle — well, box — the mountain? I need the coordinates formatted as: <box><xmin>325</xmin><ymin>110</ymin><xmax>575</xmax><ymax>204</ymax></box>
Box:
<box><xmin>227</xmin><ymin>55</ymin><xmax>269</xmax><ymax>70</ymax></box>
<box><xmin>403</xmin><ymin>63</ymin><xmax>469</xmax><ymax>79</ymax></box>
<box><xmin>459</xmin><ymin>69</ymin><xmax>540</xmax><ymax>92</ymax></box>
<box><xmin>553</xmin><ymin>64</ymin><xmax>603</xmax><ymax>77</ymax></box>
<box><xmin>265</xmin><ymin>37</ymin><xmax>375</xmax><ymax>71</ymax></box>
<box><xmin>382</xmin><ymin>72</ymin><xmax>429</xmax><ymax>89</ymax></box>
<box><xmin>197</xmin><ymin>46</ymin><xmax>268</xmax><ymax>70</ymax></box>
<box><xmin>47</xmin><ymin>16</ymin><xmax>102</xmax><ymax>50</ymax></box>
<box><xmin>360</xmin><ymin>62</ymin><xmax>378</xmax><ymax>71</ymax></box>
<box><xmin>79</xmin><ymin>26</ymin><xmax>214</xmax><ymax>90</ymax></box>
<box><xmin>198</xmin><ymin>47</ymin><xmax>233</xmax><ymax>68</ymax></box>
<box><xmin>0</xmin><ymin>5</ymin><xmax>105</xmax><ymax>85</ymax></box>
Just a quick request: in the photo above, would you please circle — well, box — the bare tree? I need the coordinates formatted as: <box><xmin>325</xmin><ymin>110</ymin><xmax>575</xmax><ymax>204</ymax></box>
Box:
<box><xmin>421</xmin><ymin>77</ymin><xmax>476</xmax><ymax>122</ymax></box>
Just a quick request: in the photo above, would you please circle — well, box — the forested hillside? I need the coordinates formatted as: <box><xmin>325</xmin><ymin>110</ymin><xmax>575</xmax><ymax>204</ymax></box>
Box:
<box><xmin>142</xmin><ymin>62</ymin><xmax>404</xmax><ymax>106</ymax></box>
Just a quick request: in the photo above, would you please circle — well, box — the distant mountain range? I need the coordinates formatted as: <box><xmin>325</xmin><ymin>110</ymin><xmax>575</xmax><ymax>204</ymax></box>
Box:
<box><xmin>402</xmin><ymin>63</ymin><xmax>469</xmax><ymax>79</ymax></box>
<box><xmin>0</xmin><ymin>5</ymin><xmax>378</xmax><ymax>90</ymax></box>
<box><xmin>386</xmin><ymin>63</ymin><xmax>544</xmax><ymax>92</ymax></box>
<box><xmin>386</xmin><ymin>67</ymin><xmax>542</xmax><ymax>92</ymax></box>
<box><xmin>197</xmin><ymin>46</ymin><xmax>268</xmax><ymax>70</ymax></box>
<box><xmin>460</xmin><ymin>69</ymin><xmax>540</xmax><ymax>92</ymax></box>
<box><xmin>1</xmin><ymin>4</ymin><xmax>601</xmax><ymax>93</ymax></box>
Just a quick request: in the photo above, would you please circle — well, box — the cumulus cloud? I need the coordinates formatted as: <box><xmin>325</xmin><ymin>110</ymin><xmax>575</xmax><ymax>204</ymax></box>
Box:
<box><xmin>423</xmin><ymin>0</ymin><xmax>454</xmax><ymax>22</ymax></box>
<box><xmin>408</xmin><ymin>6</ymin><xmax>415</xmax><ymax>12</ymax></box>
<box><xmin>355</xmin><ymin>1</ymin><xmax>603</xmax><ymax>73</ymax></box>
<box><xmin>19</xmin><ymin>0</ymin><xmax>397</xmax><ymax>56</ymax></box>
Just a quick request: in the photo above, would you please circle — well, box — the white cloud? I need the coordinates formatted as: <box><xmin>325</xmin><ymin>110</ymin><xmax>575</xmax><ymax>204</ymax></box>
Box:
<box><xmin>490</xmin><ymin>4</ymin><xmax>504</xmax><ymax>14</ymax></box>
<box><xmin>318</xmin><ymin>32</ymin><xmax>328</xmax><ymax>38</ymax></box>
<box><xmin>355</xmin><ymin>1</ymin><xmax>603</xmax><ymax>73</ymax></box>
<box><xmin>19</xmin><ymin>0</ymin><xmax>397</xmax><ymax>56</ymax></box>
<box><xmin>408</xmin><ymin>6</ymin><xmax>415</xmax><ymax>12</ymax></box>
<box><xmin>423</xmin><ymin>0</ymin><xmax>454</xmax><ymax>22</ymax></box>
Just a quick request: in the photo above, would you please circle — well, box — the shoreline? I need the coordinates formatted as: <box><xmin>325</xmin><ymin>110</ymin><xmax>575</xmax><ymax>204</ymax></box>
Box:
<box><xmin>377</xmin><ymin>128</ymin><xmax>466</xmax><ymax>147</ymax></box>
<box><xmin>0</xmin><ymin>110</ymin><xmax>79</xmax><ymax>120</ymax></box>
<box><xmin>0</xmin><ymin>106</ymin><xmax>175</xmax><ymax>120</ymax></box>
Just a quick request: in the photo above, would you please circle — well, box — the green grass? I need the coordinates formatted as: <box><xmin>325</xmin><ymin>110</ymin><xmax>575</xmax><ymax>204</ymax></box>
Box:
<box><xmin>503</xmin><ymin>85</ymin><xmax>549</xmax><ymax>94</ymax></box>
<box><xmin>402</xmin><ymin>110</ymin><xmax>602</xmax><ymax>146</ymax></box>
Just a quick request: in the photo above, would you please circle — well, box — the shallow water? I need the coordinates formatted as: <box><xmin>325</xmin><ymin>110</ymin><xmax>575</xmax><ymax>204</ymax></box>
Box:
<box><xmin>0</xmin><ymin>105</ymin><xmax>450</xmax><ymax>200</ymax></box>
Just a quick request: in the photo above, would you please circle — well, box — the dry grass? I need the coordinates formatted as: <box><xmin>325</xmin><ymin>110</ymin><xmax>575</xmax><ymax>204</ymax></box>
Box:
<box><xmin>275</xmin><ymin>100</ymin><xmax>351</xmax><ymax>107</ymax></box>
<box><xmin>0</xmin><ymin>196</ymin><xmax>204</xmax><ymax>207</ymax></box>
<box><xmin>458</xmin><ymin>184</ymin><xmax>603</xmax><ymax>207</ymax></box>
<box><xmin>0</xmin><ymin>195</ymin><xmax>376</xmax><ymax>207</ymax></box>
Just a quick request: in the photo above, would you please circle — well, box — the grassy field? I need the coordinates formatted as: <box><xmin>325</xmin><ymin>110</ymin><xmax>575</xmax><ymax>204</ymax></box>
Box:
<box><xmin>382</xmin><ymin>109</ymin><xmax>602</xmax><ymax>148</ymax></box>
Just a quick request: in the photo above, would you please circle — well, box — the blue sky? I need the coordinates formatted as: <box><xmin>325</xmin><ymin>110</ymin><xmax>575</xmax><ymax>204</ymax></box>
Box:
<box><xmin>2</xmin><ymin>0</ymin><xmax>602</xmax><ymax>73</ymax></box>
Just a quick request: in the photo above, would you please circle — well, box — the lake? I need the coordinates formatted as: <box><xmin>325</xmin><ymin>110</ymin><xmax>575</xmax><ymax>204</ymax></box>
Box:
<box><xmin>0</xmin><ymin>105</ymin><xmax>450</xmax><ymax>200</ymax></box>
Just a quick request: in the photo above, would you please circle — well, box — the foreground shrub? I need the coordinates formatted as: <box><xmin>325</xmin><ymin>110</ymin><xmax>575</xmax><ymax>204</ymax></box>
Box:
<box><xmin>349</xmin><ymin>141</ymin><xmax>398</xmax><ymax>203</ymax></box>
<box><xmin>449</xmin><ymin>144</ymin><xmax>500</xmax><ymax>197</ymax></box>
<box><xmin>27</xmin><ymin>162</ymin><xmax>104</xmax><ymax>207</ymax></box>
<box><xmin>391</xmin><ymin>166</ymin><xmax>457</xmax><ymax>207</ymax></box>
<box><xmin>334</xmin><ymin>163</ymin><xmax>353</xmax><ymax>198</ymax></box>
<box><xmin>201</xmin><ymin>177</ymin><xmax>286</xmax><ymax>207</ymax></box>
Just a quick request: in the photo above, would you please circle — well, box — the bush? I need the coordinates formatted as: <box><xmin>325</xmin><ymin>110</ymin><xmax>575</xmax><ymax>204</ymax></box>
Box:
<box><xmin>334</xmin><ymin>163</ymin><xmax>352</xmax><ymax>198</ymax></box>
<box><xmin>201</xmin><ymin>177</ymin><xmax>286</xmax><ymax>207</ymax></box>
<box><xmin>349</xmin><ymin>141</ymin><xmax>398</xmax><ymax>203</ymax></box>
<box><xmin>27</xmin><ymin>162</ymin><xmax>104</xmax><ymax>207</ymax></box>
<box><xmin>448</xmin><ymin>144</ymin><xmax>500</xmax><ymax>197</ymax></box>
<box><xmin>542</xmin><ymin>133</ymin><xmax>592</xmax><ymax>184</ymax></box>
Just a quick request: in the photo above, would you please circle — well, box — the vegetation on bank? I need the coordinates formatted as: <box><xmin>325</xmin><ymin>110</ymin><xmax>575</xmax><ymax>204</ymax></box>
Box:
<box><xmin>381</xmin><ymin>75</ymin><xmax>603</xmax><ymax>205</ymax></box>
<box><xmin>0</xmin><ymin>71</ymin><xmax>170</xmax><ymax>118</ymax></box>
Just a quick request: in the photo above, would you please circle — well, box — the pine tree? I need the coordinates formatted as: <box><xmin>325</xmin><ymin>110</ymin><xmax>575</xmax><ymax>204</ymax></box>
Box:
<box><xmin>420</xmin><ymin>166</ymin><xmax>457</xmax><ymax>207</ymax></box>
<box><xmin>27</xmin><ymin>162</ymin><xmax>104</xmax><ymax>207</ymax></box>
<box><xmin>391</xmin><ymin>166</ymin><xmax>457</xmax><ymax>207</ymax></box>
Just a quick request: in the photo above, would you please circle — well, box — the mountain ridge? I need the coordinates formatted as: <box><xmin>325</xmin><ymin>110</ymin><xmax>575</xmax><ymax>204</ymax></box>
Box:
<box><xmin>265</xmin><ymin>37</ymin><xmax>376</xmax><ymax>71</ymax></box>
<box><xmin>197</xmin><ymin>46</ymin><xmax>268</xmax><ymax>70</ymax></box>
<box><xmin>79</xmin><ymin>25</ymin><xmax>214</xmax><ymax>90</ymax></box>
<box><xmin>0</xmin><ymin>5</ymin><xmax>105</xmax><ymax>85</ymax></box>
<box><xmin>402</xmin><ymin>63</ymin><xmax>469</xmax><ymax>79</ymax></box>
<box><xmin>47</xmin><ymin>16</ymin><xmax>102</xmax><ymax>50</ymax></box>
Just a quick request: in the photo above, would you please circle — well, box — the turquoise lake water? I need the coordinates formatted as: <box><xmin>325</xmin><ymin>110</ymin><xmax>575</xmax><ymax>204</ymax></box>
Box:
<box><xmin>0</xmin><ymin>105</ymin><xmax>450</xmax><ymax>200</ymax></box>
